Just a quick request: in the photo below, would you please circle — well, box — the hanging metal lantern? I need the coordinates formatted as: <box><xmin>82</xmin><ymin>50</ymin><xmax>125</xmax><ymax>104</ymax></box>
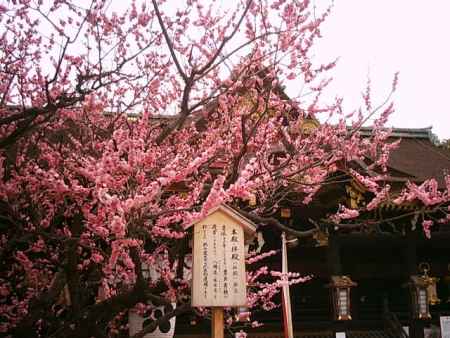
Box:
<box><xmin>328</xmin><ymin>276</ymin><xmax>357</xmax><ymax>321</ymax></box>
<box><xmin>419</xmin><ymin>262</ymin><xmax>440</xmax><ymax>306</ymax></box>
<box><xmin>409</xmin><ymin>275</ymin><xmax>431</xmax><ymax>319</ymax></box>
<box><xmin>408</xmin><ymin>263</ymin><xmax>435</xmax><ymax>321</ymax></box>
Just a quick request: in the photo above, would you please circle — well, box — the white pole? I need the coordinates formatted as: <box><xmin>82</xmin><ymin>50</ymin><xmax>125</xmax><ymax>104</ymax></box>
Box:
<box><xmin>281</xmin><ymin>232</ymin><xmax>294</xmax><ymax>338</ymax></box>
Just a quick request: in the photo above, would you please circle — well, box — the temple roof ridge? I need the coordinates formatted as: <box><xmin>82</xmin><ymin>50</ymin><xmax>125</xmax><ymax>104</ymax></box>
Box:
<box><xmin>356</xmin><ymin>126</ymin><xmax>435</xmax><ymax>141</ymax></box>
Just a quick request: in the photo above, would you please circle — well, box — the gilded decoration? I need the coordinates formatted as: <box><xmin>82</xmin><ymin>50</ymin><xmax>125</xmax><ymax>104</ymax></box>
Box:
<box><xmin>299</xmin><ymin>118</ymin><xmax>319</xmax><ymax>134</ymax></box>
<box><xmin>330</xmin><ymin>276</ymin><xmax>357</xmax><ymax>288</ymax></box>
<box><xmin>345</xmin><ymin>180</ymin><xmax>365</xmax><ymax>209</ymax></box>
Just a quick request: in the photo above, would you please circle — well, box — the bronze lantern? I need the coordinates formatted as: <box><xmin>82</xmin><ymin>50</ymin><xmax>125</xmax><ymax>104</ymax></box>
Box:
<box><xmin>328</xmin><ymin>276</ymin><xmax>357</xmax><ymax>321</ymax></box>
<box><xmin>406</xmin><ymin>263</ymin><xmax>440</xmax><ymax>319</ymax></box>
<box><xmin>407</xmin><ymin>263</ymin><xmax>435</xmax><ymax>320</ymax></box>
<box><xmin>409</xmin><ymin>275</ymin><xmax>431</xmax><ymax>319</ymax></box>
<box><xmin>417</xmin><ymin>262</ymin><xmax>440</xmax><ymax>306</ymax></box>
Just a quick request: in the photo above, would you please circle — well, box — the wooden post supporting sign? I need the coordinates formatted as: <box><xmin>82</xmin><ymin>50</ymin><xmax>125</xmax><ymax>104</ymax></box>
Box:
<box><xmin>212</xmin><ymin>308</ymin><xmax>224</xmax><ymax>338</ymax></box>
<box><xmin>187</xmin><ymin>204</ymin><xmax>257</xmax><ymax>338</ymax></box>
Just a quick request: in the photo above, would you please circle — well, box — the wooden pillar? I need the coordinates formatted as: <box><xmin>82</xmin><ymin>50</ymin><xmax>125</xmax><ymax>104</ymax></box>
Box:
<box><xmin>327</xmin><ymin>235</ymin><xmax>347</xmax><ymax>335</ymax></box>
<box><xmin>211</xmin><ymin>308</ymin><xmax>224</xmax><ymax>338</ymax></box>
<box><xmin>409</xmin><ymin>321</ymin><xmax>425</xmax><ymax>338</ymax></box>
<box><xmin>327</xmin><ymin>235</ymin><xmax>342</xmax><ymax>275</ymax></box>
<box><xmin>405</xmin><ymin>231</ymin><xmax>418</xmax><ymax>276</ymax></box>
<box><xmin>404</xmin><ymin>230</ymin><xmax>424</xmax><ymax>338</ymax></box>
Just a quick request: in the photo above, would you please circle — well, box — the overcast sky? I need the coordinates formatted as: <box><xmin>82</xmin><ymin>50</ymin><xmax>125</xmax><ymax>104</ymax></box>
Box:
<box><xmin>311</xmin><ymin>0</ymin><xmax>450</xmax><ymax>140</ymax></box>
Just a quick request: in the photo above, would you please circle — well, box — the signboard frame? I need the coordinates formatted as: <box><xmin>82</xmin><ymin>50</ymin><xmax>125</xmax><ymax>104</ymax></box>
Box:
<box><xmin>188</xmin><ymin>204</ymin><xmax>257</xmax><ymax>308</ymax></box>
<box><xmin>186</xmin><ymin>204</ymin><xmax>257</xmax><ymax>338</ymax></box>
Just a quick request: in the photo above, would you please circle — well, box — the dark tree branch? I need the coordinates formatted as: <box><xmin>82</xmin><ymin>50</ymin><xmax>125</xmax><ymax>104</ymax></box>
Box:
<box><xmin>151</xmin><ymin>0</ymin><xmax>187</xmax><ymax>82</ymax></box>
<box><xmin>237</xmin><ymin>208</ymin><xmax>317</xmax><ymax>238</ymax></box>
<box><xmin>194</xmin><ymin>0</ymin><xmax>253</xmax><ymax>76</ymax></box>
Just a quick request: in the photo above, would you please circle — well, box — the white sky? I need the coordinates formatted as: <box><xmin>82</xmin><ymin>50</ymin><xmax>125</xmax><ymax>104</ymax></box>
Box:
<box><xmin>311</xmin><ymin>0</ymin><xmax>450</xmax><ymax>140</ymax></box>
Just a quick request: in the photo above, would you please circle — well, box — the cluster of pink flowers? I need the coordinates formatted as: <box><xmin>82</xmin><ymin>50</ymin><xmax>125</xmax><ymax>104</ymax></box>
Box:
<box><xmin>394</xmin><ymin>179</ymin><xmax>446</xmax><ymax>206</ymax></box>
<box><xmin>331</xmin><ymin>205</ymin><xmax>360</xmax><ymax>223</ymax></box>
<box><xmin>246</xmin><ymin>250</ymin><xmax>278</xmax><ymax>264</ymax></box>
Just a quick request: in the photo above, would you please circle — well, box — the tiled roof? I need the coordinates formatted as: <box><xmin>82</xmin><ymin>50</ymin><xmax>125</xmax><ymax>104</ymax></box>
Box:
<box><xmin>387</xmin><ymin>137</ymin><xmax>450</xmax><ymax>188</ymax></box>
<box><xmin>358</xmin><ymin>126</ymin><xmax>435</xmax><ymax>140</ymax></box>
<box><xmin>357</xmin><ymin>127</ymin><xmax>450</xmax><ymax>188</ymax></box>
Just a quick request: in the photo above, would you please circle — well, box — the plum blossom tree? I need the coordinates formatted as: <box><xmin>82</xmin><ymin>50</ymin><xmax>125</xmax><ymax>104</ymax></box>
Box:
<box><xmin>0</xmin><ymin>0</ymin><xmax>449</xmax><ymax>337</ymax></box>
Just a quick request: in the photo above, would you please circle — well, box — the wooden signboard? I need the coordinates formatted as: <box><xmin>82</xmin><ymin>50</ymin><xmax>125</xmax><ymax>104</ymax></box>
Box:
<box><xmin>189</xmin><ymin>204</ymin><xmax>256</xmax><ymax>307</ymax></box>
